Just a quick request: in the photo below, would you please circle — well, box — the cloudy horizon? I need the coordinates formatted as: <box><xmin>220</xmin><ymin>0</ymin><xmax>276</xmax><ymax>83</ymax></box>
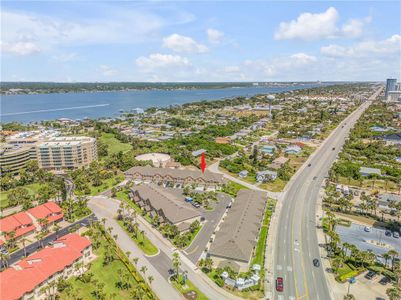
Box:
<box><xmin>1</xmin><ymin>1</ymin><xmax>400</xmax><ymax>82</ymax></box>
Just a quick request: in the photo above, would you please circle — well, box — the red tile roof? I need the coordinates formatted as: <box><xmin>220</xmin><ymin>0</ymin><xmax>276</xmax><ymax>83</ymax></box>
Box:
<box><xmin>27</xmin><ymin>202</ymin><xmax>64</xmax><ymax>224</ymax></box>
<box><xmin>0</xmin><ymin>212</ymin><xmax>35</xmax><ymax>239</ymax></box>
<box><xmin>0</xmin><ymin>233</ymin><xmax>91</xmax><ymax>300</ymax></box>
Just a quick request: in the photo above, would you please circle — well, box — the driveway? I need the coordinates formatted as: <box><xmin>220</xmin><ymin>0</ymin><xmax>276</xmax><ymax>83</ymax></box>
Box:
<box><xmin>184</xmin><ymin>192</ymin><xmax>232</xmax><ymax>263</ymax></box>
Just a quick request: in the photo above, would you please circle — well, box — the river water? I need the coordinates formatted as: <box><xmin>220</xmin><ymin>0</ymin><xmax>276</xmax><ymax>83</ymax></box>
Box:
<box><xmin>1</xmin><ymin>84</ymin><xmax>325</xmax><ymax>123</ymax></box>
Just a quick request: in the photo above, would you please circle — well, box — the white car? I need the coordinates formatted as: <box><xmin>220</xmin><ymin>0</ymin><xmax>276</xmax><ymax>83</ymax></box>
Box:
<box><xmin>364</xmin><ymin>226</ymin><xmax>371</xmax><ymax>232</ymax></box>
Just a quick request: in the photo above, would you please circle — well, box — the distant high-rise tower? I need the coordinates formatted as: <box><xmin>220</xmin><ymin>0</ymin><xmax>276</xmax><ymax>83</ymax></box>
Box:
<box><xmin>385</xmin><ymin>78</ymin><xmax>397</xmax><ymax>98</ymax></box>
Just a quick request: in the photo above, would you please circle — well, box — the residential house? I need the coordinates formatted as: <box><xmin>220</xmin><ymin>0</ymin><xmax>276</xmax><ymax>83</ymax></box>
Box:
<box><xmin>0</xmin><ymin>212</ymin><xmax>36</xmax><ymax>246</ymax></box>
<box><xmin>256</xmin><ymin>170</ymin><xmax>278</xmax><ymax>182</ymax></box>
<box><xmin>27</xmin><ymin>202</ymin><xmax>64</xmax><ymax>227</ymax></box>
<box><xmin>284</xmin><ymin>145</ymin><xmax>302</xmax><ymax>155</ymax></box>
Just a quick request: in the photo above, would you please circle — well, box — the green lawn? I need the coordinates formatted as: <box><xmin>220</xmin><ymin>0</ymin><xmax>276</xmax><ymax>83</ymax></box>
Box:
<box><xmin>100</xmin><ymin>133</ymin><xmax>132</xmax><ymax>156</ymax></box>
<box><xmin>59</xmin><ymin>228</ymin><xmax>156</xmax><ymax>300</ymax></box>
<box><xmin>0</xmin><ymin>183</ymin><xmax>42</xmax><ymax>208</ymax></box>
<box><xmin>172</xmin><ymin>277</ymin><xmax>209</xmax><ymax>300</ymax></box>
<box><xmin>222</xmin><ymin>180</ymin><xmax>249</xmax><ymax>197</ymax></box>
<box><xmin>117</xmin><ymin>220</ymin><xmax>158</xmax><ymax>256</ymax></box>
<box><xmin>258</xmin><ymin>178</ymin><xmax>287</xmax><ymax>192</ymax></box>
<box><xmin>86</xmin><ymin>175</ymin><xmax>124</xmax><ymax>196</ymax></box>
<box><xmin>252</xmin><ymin>200</ymin><xmax>276</xmax><ymax>266</ymax></box>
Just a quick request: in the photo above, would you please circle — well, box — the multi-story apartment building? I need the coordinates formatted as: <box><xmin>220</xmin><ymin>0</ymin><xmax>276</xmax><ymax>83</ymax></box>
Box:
<box><xmin>0</xmin><ymin>131</ymin><xmax>97</xmax><ymax>174</ymax></box>
<box><xmin>36</xmin><ymin>136</ymin><xmax>97</xmax><ymax>172</ymax></box>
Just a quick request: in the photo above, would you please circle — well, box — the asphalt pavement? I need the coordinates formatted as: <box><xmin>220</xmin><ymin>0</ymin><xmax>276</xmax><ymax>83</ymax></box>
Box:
<box><xmin>272</xmin><ymin>87</ymin><xmax>383</xmax><ymax>300</ymax></box>
<box><xmin>6</xmin><ymin>214</ymin><xmax>97</xmax><ymax>266</ymax></box>
<box><xmin>184</xmin><ymin>192</ymin><xmax>232</xmax><ymax>263</ymax></box>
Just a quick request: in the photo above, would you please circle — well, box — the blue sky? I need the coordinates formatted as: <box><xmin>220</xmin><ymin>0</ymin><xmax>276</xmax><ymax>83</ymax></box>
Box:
<box><xmin>1</xmin><ymin>1</ymin><xmax>400</xmax><ymax>82</ymax></box>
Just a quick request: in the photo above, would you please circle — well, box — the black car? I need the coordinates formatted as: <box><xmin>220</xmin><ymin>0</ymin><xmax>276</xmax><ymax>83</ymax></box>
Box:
<box><xmin>332</xmin><ymin>147</ymin><xmax>335</xmax><ymax>150</ymax></box>
<box><xmin>313</xmin><ymin>258</ymin><xmax>320</xmax><ymax>267</ymax></box>
<box><xmin>385</xmin><ymin>230</ymin><xmax>392</xmax><ymax>236</ymax></box>
<box><xmin>379</xmin><ymin>276</ymin><xmax>391</xmax><ymax>285</ymax></box>
<box><xmin>308</xmin><ymin>163</ymin><xmax>312</xmax><ymax>167</ymax></box>
<box><xmin>365</xmin><ymin>271</ymin><xmax>377</xmax><ymax>280</ymax></box>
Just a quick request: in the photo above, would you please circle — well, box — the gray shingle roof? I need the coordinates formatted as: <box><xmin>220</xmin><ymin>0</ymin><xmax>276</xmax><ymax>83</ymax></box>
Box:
<box><xmin>125</xmin><ymin>165</ymin><xmax>224</xmax><ymax>184</ymax></box>
<box><xmin>131</xmin><ymin>184</ymin><xmax>200</xmax><ymax>224</ymax></box>
<box><xmin>209</xmin><ymin>190</ymin><xmax>267</xmax><ymax>263</ymax></box>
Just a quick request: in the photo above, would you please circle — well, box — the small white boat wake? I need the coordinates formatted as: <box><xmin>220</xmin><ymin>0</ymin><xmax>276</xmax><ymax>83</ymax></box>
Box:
<box><xmin>1</xmin><ymin>104</ymin><xmax>110</xmax><ymax>116</ymax></box>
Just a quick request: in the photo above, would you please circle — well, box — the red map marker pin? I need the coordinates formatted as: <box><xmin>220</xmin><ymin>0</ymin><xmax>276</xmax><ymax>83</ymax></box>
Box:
<box><xmin>200</xmin><ymin>152</ymin><xmax>206</xmax><ymax>173</ymax></box>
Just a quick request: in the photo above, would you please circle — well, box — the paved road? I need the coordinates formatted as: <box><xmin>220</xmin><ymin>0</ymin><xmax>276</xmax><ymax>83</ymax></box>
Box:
<box><xmin>89</xmin><ymin>195</ymin><xmax>242</xmax><ymax>300</ymax></box>
<box><xmin>88</xmin><ymin>196</ymin><xmax>182</xmax><ymax>300</ymax></box>
<box><xmin>272</xmin><ymin>87</ymin><xmax>383</xmax><ymax>300</ymax></box>
<box><xmin>208</xmin><ymin>159</ymin><xmax>280</xmax><ymax>199</ymax></box>
<box><xmin>6</xmin><ymin>214</ymin><xmax>97</xmax><ymax>266</ymax></box>
<box><xmin>184</xmin><ymin>192</ymin><xmax>232</xmax><ymax>263</ymax></box>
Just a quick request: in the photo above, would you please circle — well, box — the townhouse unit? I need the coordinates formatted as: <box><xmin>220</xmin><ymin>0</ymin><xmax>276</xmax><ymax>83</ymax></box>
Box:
<box><xmin>0</xmin><ymin>212</ymin><xmax>36</xmax><ymax>246</ymax></box>
<box><xmin>129</xmin><ymin>184</ymin><xmax>201</xmax><ymax>231</ymax></box>
<box><xmin>208</xmin><ymin>190</ymin><xmax>267</xmax><ymax>272</ymax></box>
<box><xmin>0</xmin><ymin>234</ymin><xmax>92</xmax><ymax>300</ymax></box>
<box><xmin>125</xmin><ymin>165</ymin><xmax>224</xmax><ymax>190</ymax></box>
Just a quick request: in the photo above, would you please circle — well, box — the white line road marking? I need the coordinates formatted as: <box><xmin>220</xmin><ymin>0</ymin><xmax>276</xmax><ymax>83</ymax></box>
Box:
<box><xmin>287</xmin><ymin>266</ymin><xmax>293</xmax><ymax>272</ymax></box>
<box><xmin>277</xmin><ymin>295</ymin><xmax>284</xmax><ymax>300</ymax></box>
<box><xmin>289</xmin><ymin>296</ymin><xmax>296</xmax><ymax>300</ymax></box>
<box><xmin>277</xmin><ymin>265</ymin><xmax>282</xmax><ymax>270</ymax></box>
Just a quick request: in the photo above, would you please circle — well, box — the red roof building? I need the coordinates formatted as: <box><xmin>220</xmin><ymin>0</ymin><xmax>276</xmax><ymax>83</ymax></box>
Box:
<box><xmin>0</xmin><ymin>233</ymin><xmax>91</xmax><ymax>300</ymax></box>
<box><xmin>27</xmin><ymin>202</ymin><xmax>64</xmax><ymax>225</ymax></box>
<box><xmin>0</xmin><ymin>212</ymin><xmax>35</xmax><ymax>243</ymax></box>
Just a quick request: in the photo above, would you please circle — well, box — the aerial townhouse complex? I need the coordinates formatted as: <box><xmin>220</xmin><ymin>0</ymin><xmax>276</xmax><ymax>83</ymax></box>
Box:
<box><xmin>129</xmin><ymin>184</ymin><xmax>201</xmax><ymax>231</ymax></box>
<box><xmin>125</xmin><ymin>165</ymin><xmax>224</xmax><ymax>190</ymax></box>
<box><xmin>0</xmin><ymin>131</ymin><xmax>97</xmax><ymax>174</ymax></box>
<box><xmin>208</xmin><ymin>189</ymin><xmax>267</xmax><ymax>272</ymax></box>
<box><xmin>0</xmin><ymin>233</ymin><xmax>93</xmax><ymax>300</ymax></box>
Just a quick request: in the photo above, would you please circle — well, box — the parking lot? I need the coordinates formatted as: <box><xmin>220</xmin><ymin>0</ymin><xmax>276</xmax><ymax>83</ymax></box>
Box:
<box><xmin>336</xmin><ymin>223</ymin><xmax>401</xmax><ymax>256</ymax></box>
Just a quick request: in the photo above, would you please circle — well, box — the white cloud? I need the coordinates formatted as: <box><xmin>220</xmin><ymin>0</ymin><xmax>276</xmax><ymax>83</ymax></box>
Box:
<box><xmin>341</xmin><ymin>16</ymin><xmax>372</xmax><ymax>38</ymax></box>
<box><xmin>275</xmin><ymin>7</ymin><xmax>339</xmax><ymax>40</ymax></box>
<box><xmin>99</xmin><ymin>65</ymin><xmax>118</xmax><ymax>76</ymax></box>
<box><xmin>290</xmin><ymin>53</ymin><xmax>317</xmax><ymax>63</ymax></box>
<box><xmin>162</xmin><ymin>34</ymin><xmax>208</xmax><ymax>53</ymax></box>
<box><xmin>2</xmin><ymin>9</ymin><xmax>165</xmax><ymax>48</ymax></box>
<box><xmin>274</xmin><ymin>7</ymin><xmax>371</xmax><ymax>40</ymax></box>
<box><xmin>136</xmin><ymin>53</ymin><xmax>191</xmax><ymax>70</ymax></box>
<box><xmin>321</xmin><ymin>34</ymin><xmax>401</xmax><ymax>57</ymax></box>
<box><xmin>207</xmin><ymin>28</ymin><xmax>224</xmax><ymax>44</ymax></box>
<box><xmin>224</xmin><ymin>66</ymin><xmax>241</xmax><ymax>73</ymax></box>
<box><xmin>1</xmin><ymin>41</ymin><xmax>41</xmax><ymax>55</ymax></box>
<box><xmin>52</xmin><ymin>52</ymin><xmax>79</xmax><ymax>62</ymax></box>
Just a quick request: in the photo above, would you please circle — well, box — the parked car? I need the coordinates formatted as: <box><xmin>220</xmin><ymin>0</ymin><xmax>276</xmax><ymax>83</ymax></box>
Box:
<box><xmin>192</xmin><ymin>202</ymin><xmax>201</xmax><ymax>208</ymax></box>
<box><xmin>276</xmin><ymin>277</ymin><xmax>284</xmax><ymax>292</ymax></box>
<box><xmin>332</xmin><ymin>147</ymin><xmax>335</xmax><ymax>150</ymax></box>
<box><xmin>385</xmin><ymin>230</ymin><xmax>392</xmax><ymax>237</ymax></box>
<box><xmin>365</xmin><ymin>271</ymin><xmax>377</xmax><ymax>280</ymax></box>
<box><xmin>313</xmin><ymin>258</ymin><xmax>320</xmax><ymax>267</ymax></box>
<box><xmin>364</xmin><ymin>226</ymin><xmax>371</xmax><ymax>232</ymax></box>
<box><xmin>393</xmin><ymin>232</ymin><xmax>400</xmax><ymax>238</ymax></box>
<box><xmin>308</xmin><ymin>163</ymin><xmax>311</xmax><ymax>167</ymax></box>
<box><xmin>379</xmin><ymin>276</ymin><xmax>391</xmax><ymax>285</ymax></box>
<box><xmin>0</xmin><ymin>247</ymin><xmax>8</xmax><ymax>255</ymax></box>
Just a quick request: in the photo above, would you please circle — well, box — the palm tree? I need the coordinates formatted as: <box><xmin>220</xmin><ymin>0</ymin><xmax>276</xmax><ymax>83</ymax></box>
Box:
<box><xmin>0</xmin><ymin>252</ymin><xmax>10</xmax><ymax>269</ymax></box>
<box><xmin>386</xmin><ymin>287</ymin><xmax>401</xmax><ymax>300</ymax></box>
<box><xmin>20</xmin><ymin>237</ymin><xmax>28</xmax><ymax>257</ymax></box>
<box><xmin>148</xmin><ymin>275</ymin><xmax>154</xmax><ymax>286</ymax></box>
<box><xmin>332</xmin><ymin>256</ymin><xmax>344</xmax><ymax>271</ymax></box>
<box><xmin>132</xmin><ymin>257</ymin><xmax>139</xmax><ymax>267</ymax></box>
<box><xmin>140</xmin><ymin>265</ymin><xmax>147</xmax><ymax>277</ymax></box>
<box><xmin>172</xmin><ymin>252</ymin><xmax>181</xmax><ymax>281</ymax></box>
<box><xmin>383</xmin><ymin>253</ymin><xmax>391</xmax><ymax>268</ymax></box>
<box><xmin>53</xmin><ymin>224</ymin><xmax>61</xmax><ymax>239</ymax></box>
<box><xmin>387</xmin><ymin>250</ymin><xmax>399</xmax><ymax>271</ymax></box>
